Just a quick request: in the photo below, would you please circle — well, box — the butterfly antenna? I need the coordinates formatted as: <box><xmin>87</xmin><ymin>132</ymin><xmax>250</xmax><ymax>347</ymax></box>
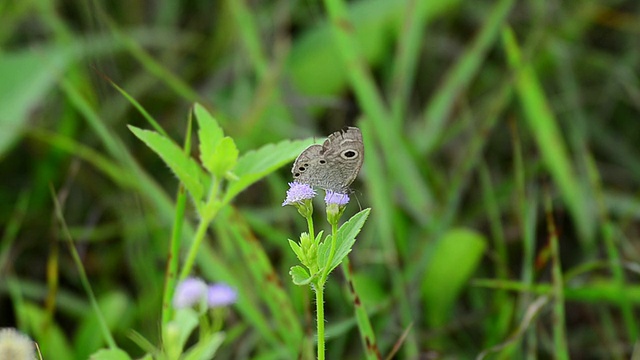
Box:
<box><xmin>352</xmin><ymin>189</ymin><xmax>363</xmax><ymax>211</ymax></box>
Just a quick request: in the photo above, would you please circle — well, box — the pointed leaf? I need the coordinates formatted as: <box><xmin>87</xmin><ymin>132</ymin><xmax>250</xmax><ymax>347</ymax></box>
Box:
<box><xmin>326</xmin><ymin>209</ymin><xmax>371</xmax><ymax>273</ymax></box>
<box><xmin>194</xmin><ymin>103</ymin><xmax>224</xmax><ymax>172</ymax></box>
<box><xmin>288</xmin><ymin>239</ymin><xmax>305</xmax><ymax>264</ymax></box>
<box><xmin>223</xmin><ymin>138</ymin><xmax>315</xmax><ymax>204</ymax></box>
<box><xmin>290</xmin><ymin>265</ymin><xmax>313</xmax><ymax>286</ymax></box>
<box><xmin>209</xmin><ymin>136</ymin><xmax>238</xmax><ymax>177</ymax></box>
<box><xmin>129</xmin><ymin>126</ymin><xmax>205</xmax><ymax>202</ymax></box>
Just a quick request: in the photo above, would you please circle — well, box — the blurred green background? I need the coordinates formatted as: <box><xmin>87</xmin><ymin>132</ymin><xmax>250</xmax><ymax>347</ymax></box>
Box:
<box><xmin>1</xmin><ymin>0</ymin><xmax>640</xmax><ymax>358</ymax></box>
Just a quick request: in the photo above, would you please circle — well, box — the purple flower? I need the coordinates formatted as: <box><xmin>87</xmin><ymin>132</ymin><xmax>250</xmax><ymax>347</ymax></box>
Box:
<box><xmin>173</xmin><ymin>278</ymin><xmax>208</xmax><ymax>309</ymax></box>
<box><xmin>207</xmin><ymin>284</ymin><xmax>238</xmax><ymax>308</ymax></box>
<box><xmin>324</xmin><ymin>190</ymin><xmax>350</xmax><ymax>206</ymax></box>
<box><xmin>282</xmin><ymin>182</ymin><xmax>316</xmax><ymax>206</ymax></box>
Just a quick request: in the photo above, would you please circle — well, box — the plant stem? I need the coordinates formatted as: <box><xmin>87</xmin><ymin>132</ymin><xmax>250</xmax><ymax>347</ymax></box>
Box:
<box><xmin>315</xmin><ymin>284</ymin><xmax>325</xmax><ymax>360</ymax></box>
<box><xmin>307</xmin><ymin>213</ymin><xmax>315</xmax><ymax>240</ymax></box>
<box><xmin>179</xmin><ymin>217</ymin><xmax>211</xmax><ymax>281</ymax></box>
<box><xmin>179</xmin><ymin>178</ymin><xmax>220</xmax><ymax>281</ymax></box>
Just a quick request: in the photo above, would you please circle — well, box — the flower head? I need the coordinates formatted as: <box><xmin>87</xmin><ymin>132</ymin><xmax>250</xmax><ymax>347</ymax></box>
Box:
<box><xmin>282</xmin><ymin>182</ymin><xmax>316</xmax><ymax>206</ymax></box>
<box><xmin>207</xmin><ymin>283</ymin><xmax>237</xmax><ymax>308</ymax></box>
<box><xmin>0</xmin><ymin>328</ymin><xmax>35</xmax><ymax>360</ymax></box>
<box><xmin>173</xmin><ymin>277</ymin><xmax>208</xmax><ymax>309</ymax></box>
<box><xmin>324</xmin><ymin>190</ymin><xmax>350</xmax><ymax>206</ymax></box>
<box><xmin>325</xmin><ymin>190</ymin><xmax>350</xmax><ymax>225</ymax></box>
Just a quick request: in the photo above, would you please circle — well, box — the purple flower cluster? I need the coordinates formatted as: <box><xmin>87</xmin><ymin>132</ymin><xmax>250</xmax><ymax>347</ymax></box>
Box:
<box><xmin>282</xmin><ymin>182</ymin><xmax>316</xmax><ymax>206</ymax></box>
<box><xmin>324</xmin><ymin>190</ymin><xmax>350</xmax><ymax>206</ymax></box>
<box><xmin>173</xmin><ymin>278</ymin><xmax>237</xmax><ymax>309</ymax></box>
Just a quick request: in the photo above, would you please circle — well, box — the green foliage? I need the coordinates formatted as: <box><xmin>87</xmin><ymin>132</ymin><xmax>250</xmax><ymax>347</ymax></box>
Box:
<box><xmin>223</xmin><ymin>139</ymin><xmax>315</xmax><ymax>204</ymax></box>
<box><xmin>289</xmin><ymin>266</ymin><xmax>313</xmax><ymax>286</ymax></box>
<box><xmin>317</xmin><ymin>209</ymin><xmax>371</xmax><ymax>274</ymax></box>
<box><xmin>0</xmin><ymin>48</ymin><xmax>69</xmax><ymax>156</ymax></box>
<box><xmin>89</xmin><ymin>348</ymin><xmax>132</xmax><ymax>360</ymax></box>
<box><xmin>2</xmin><ymin>0</ymin><xmax>640</xmax><ymax>359</ymax></box>
<box><xmin>421</xmin><ymin>228</ymin><xmax>487</xmax><ymax>328</ymax></box>
<box><xmin>129</xmin><ymin>125</ymin><xmax>207</xmax><ymax>205</ymax></box>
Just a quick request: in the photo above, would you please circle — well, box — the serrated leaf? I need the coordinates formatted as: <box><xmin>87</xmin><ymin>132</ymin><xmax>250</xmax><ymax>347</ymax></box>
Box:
<box><xmin>222</xmin><ymin>138</ymin><xmax>315</xmax><ymax>204</ymax></box>
<box><xmin>89</xmin><ymin>348</ymin><xmax>132</xmax><ymax>360</ymax></box>
<box><xmin>194</xmin><ymin>103</ymin><xmax>224</xmax><ymax>171</ymax></box>
<box><xmin>325</xmin><ymin>209</ymin><xmax>371</xmax><ymax>274</ymax></box>
<box><xmin>129</xmin><ymin>126</ymin><xmax>206</xmax><ymax>202</ymax></box>
<box><xmin>209</xmin><ymin>136</ymin><xmax>238</xmax><ymax>177</ymax></box>
<box><xmin>289</xmin><ymin>239</ymin><xmax>305</xmax><ymax>264</ymax></box>
<box><xmin>290</xmin><ymin>265</ymin><xmax>313</xmax><ymax>286</ymax></box>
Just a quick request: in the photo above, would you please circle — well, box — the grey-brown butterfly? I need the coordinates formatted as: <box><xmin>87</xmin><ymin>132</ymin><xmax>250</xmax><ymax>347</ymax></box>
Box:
<box><xmin>292</xmin><ymin>127</ymin><xmax>364</xmax><ymax>193</ymax></box>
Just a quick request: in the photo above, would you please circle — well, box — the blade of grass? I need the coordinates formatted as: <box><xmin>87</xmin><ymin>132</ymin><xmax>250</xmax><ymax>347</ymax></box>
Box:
<box><xmin>341</xmin><ymin>256</ymin><xmax>381</xmax><ymax>360</ymax></box>
<box><xmin>388</xmin><ymin>0</ymin><xmax>427</xmax><ymax>128</ymax></box>
<box><xmin>416</xmin><ymin>0</ymin><xmax>515</xmax><ymax>154</ymax></box>
<box><xmin>50</xmin><ymin>186</ymin><xmax>117</xmax><ymax>349</ymax></box>
<box><xmin>218</xmin><ymin>208</ymin><xmax>303</xmax><ymax>352</ymax></box>
<box><xmin>511</xmin><ymin>118</ymin><xmax>541</xmax><ymax>358</ymax></box>
<box><xmin>586</xmin><ymin>152</ymin><xmax>639</xmax><ymax>340</ymax></box>
<box><xmin>479</xmin><ymin>162</ymin><xmax>512</xmax><ymax>346</ymax></box>
<box><xmin>0</xmin><ymin>190</ymin><xmax>30</xmax><ymax>272</ymax></box>
<box><xmin>102</xmin><ymin>74</ymin><xmax>168</xmax><ymax>137</ymax></box>
<box><xmin>543</xmin><ymin>188</ymin><xmax>569</xmax><ymax>360</ymax></box>
<box><xmin>502</xmin><ymin>26</ymin><xmax>592</xmax><ymax>246</ymax></box>
<box><xmin>408</xmin><ymin>79</ymin><xmax>510</xmax><ymax>283</ymax></box>
<box><xmin>360</xmin><ymin>120</ymin><xmax>418</xmax><ymax>358</ymax></box>
<box><xmin>161</xmin><ymin>109</ymin><xmax>193</xmax><ymax>325</ymax></box>
<box><xmin>227</xmin><ymin>0</ymin><xmax>269</xmax><ymax>78</ymax></box>
<box><xmin>322</xmin><ymin>0</ymin><xmax>432</xmax><ymax>223</ymax></box>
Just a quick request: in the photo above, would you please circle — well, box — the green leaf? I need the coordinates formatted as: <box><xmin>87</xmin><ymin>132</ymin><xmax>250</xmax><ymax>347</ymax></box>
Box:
<box><xmin>210</xmin><ymin>136</ymin><xmax>239</xmax><ymax>177</ymax></box>
<box><xmin>222</xmin><ymin>138</ymin><xmax>315</xmax><ymax>204</ymax></box>
<box><xmin>182</xmin><ymin>332</ymin><xmax>225</xmax><ymax>360</ymax></box>
<box><xmin>320</xmin><ymin>209</ymin><xmax>371</xmax><ymax>273</ymax></box>
<box><xmin>317</xmin><ymin>235</ymin><xmax>331</xmax><ymax>270</ymax></box>
<box><xmin>194</xmin><ymin>103</ymin><xmax>224</xmax><ymax>172</ymax></box>
<box><xmin>74</xmin><ymin>291</ymin><xmax>131</xmax><ymax>360</ymax></box>
<box><xmin>502</xmin><ymin>27</ymin><xmax>591</xmax><ymax>242</ymax></box>
<box><xmin>163</xmin><ymin>308</ymin><xmax>199</xmax><ymax>359</ymax></box>
<box><xmin>89</xmin><ymin>348</ymin><xmax>132</xmax><ymax>360</ymax></box>
<box><xmin>288</xmin><ymin>239</ymin><xmax>305</xmax><ymax>264</ymax></box>
<box><xmin>0</xmin><ymin>48</ymin><xmax>69</xmax><ymax>157</ymax></box>
<box><xmin>290</xmin><ymin>265</ymin><xmax>314</xmax><ymax>286</ymax></box>
<box><xmin>421</xmin><ymin>228</ymin><xmax>486</xmax><ymax>327</ymax></box>
<box><xmin>128</xmin><ymin>126</ymin><xmax>206</xmax><ymax>203</ymax></box>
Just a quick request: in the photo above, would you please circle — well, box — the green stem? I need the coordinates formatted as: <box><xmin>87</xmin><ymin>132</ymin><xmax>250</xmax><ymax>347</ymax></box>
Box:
<box><xmin>320</xmin><ymin>222</ymin><xmax>339</xmax><ymax>284</ymax></box>
<box><xmin>307</xmin><ymin>213</ymin><xmax>315</xmax><ymax>241</ymax></box>
<box><xmin>315</xmin><ymin>284</ymin><xmax>325</xmax><ymax>360</ymax></box>
<box><xmin>179</xmin><ymin>178</ymin><xmax>220</xmax><ymax>281</ymax></box>
<box><xmin>179</xmin><ymin>218</ymin><xmax>211</xmax><ymax>281</ymax></box>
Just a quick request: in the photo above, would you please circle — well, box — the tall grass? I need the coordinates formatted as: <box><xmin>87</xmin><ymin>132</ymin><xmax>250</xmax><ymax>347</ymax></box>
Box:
<box><xmin>1</xmin><ymin>0</ymin><xmax>639</xmax><ymax>358</ymax></box>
